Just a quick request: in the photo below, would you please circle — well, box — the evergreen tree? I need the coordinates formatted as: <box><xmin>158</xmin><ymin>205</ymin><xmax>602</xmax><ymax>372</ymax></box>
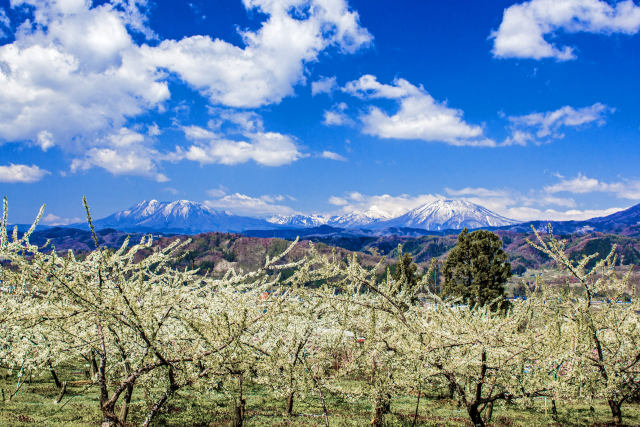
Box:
<box><xmin>442</xmin><ymin>229</ymin><xmax>511</xmax><ymax>311</ymax></box>
<box><xmin>389</xmin><ymin>246</ymin><xmax>421</xmax><ymax>308</ymax></box>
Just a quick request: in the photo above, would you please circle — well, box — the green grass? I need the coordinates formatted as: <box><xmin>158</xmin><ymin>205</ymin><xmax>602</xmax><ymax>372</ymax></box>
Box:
<box><xmin>1</xmin><ymin>368</ymin><xmax>639</xmax><ymax>426</ymax></box>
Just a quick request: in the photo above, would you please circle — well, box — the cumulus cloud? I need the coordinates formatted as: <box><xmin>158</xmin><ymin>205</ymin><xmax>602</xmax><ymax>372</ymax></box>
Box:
<box><xmin>0</xmin><ymin>8</ymin><xmax>10</xmax><ymax>38</ymax></box>
<box><xmin>70</xmin><ymin>128</ymin><xmax>169</xmax><ymax>182</ymax></box>
<box><xmin>147</xmin><ymin>123</ymin><xmax>161</xmax><ymax>136</ymax></box>
<box><xmin>312</xmin><ymin>76</ymin><xmax>337</xmax><ymax>96</ymax></box>
<box><xmin>141</xmin><ymin>0</ymin><xmax>371</xmax><ymax>108</ymax></box>
<box><xmin>328</xmin><ymin>196</ymin><xmax>348</xmax><ymax>206</ymax></box>
<box><xmin>0</xmin><ymin>0</ymin><xmax>370</xmax><ymax>176</ymax></box>
<box><xmin>0</xmin><ymin>1</ymin><xmax>168</xmax><ymax>150</ymax></box>
<box><xmin>545</xmin><ymin>173</ymin><xmax>640</xmax><ymax>199</ymax></box>
<box><xmin>328</xmin><ymin>191</ymin><xmax>443</xmax><ymax>219</ymax></box>
<box><xmin>205</xmin><ymin>192</ymin><xmax>296</xmax><ymax>217</ymax></box>
<box><xmin>505</xmin><ymin>206</ymin><xmax>623</xmax><ymax>221</ymax></box>
<box><xmin>444</xmin><ymin>185</ymin><xmax>627</xmax><ymax>221</ymax></box>
<box><xmin>323</xmin><ymin>102</ymin><xmax>353</xmax><ymax>126</ymax></box>
<box><xmin>326</xmin><ymin>183</ymin><xmax>628</xmax><ymax>224</ymax></box>
<box><xmin>0</xmin><ymin>163</ymin><xmax>49</xmax><ymax>183</ymax></box>
<box><xmin>343</xmin><ymin>75</ymin><xmax>494</xmax><ymax>146</ymax></box>
<box><xmin>491</xmin><ymin>0</ymin><xmax>640</xmax><ymax>60</ymax></box>
<box><xmin>178</xmin><ymin>125</ymin><xmax>303</xmax><ymax>166</ymax></box>
<box><xmin>41</xmin><ymin>213</ymin><xmax>83</xmax><ymax>226</ymax></box>
<box><xmin>207</xmin><ymin>109</ymin><xmax>265</xmax><ymax>133</ymax></box>
<box><xmin>207</xmin><ymin>185</ymin><xmax>228</xmax><ymax>198</ymax></box>
<box><xmin>320</xmin><ymin>150</ymin><xmax>347</xmax><ymax>161</ymax></box>
<box><xmin>505</xmin><ymin>103</ymin><xmax>612</xmax><ymax>145</ymax></box>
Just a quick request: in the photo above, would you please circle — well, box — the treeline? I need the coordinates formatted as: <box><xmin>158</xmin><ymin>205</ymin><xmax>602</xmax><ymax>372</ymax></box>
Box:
<box><xmin>1</xmin><ymin>199</ymin><xmax>639</xmax><ymax>426</ymax></box>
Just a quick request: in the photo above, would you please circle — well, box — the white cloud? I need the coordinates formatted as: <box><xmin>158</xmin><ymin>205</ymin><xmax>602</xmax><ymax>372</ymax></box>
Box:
<box><xmin>208</xmin><ymin>110</ymin><xmax>265</xmax><ymax>133</ymax></box>
<box><xmin>545</xmin><ymin>173</ymin><xmax>640</xmax><ymax>199</ymax></box>
<box><xmin>147</xmin><ymin>123</ymin><xmax>161</xmax><ymax>136</ymax></box>
<box><xmin>327</xmin><ymin>185</ymin><xmax>623</xmax><ymax>223</ymax></box>
<box><xmin>344</xmin><ymin>75</ymin><xmax>494</xmax><ymax>146</ymax></box>
<box><xmin>70</xmin><ymin>128</ymin><xmax>168</xmax><ymax>181</ymax></box>
<box><xmin>311</xmin><ymin>76</ymin><xmax>337</xmax><ymax>96</ymax></box>
<box><xmin>36</xmin><ymin>130</ymin><xmax>55</xmax><ymax>151</ymax></box>
<box><xmin>323</xmin><ymin>110</ymin><xmax>351</xmax><ymax>126</ymax></box>
<box><xmin>329</xmin><ymin>192</ymin><xmax>443</xmax><ymax>219</ymax></box>
<box><xmin>182</xmin><ymin>125</ymin><xmax>218</xmax><ymax>141</ymax></box>
<box><xmin>0</xmin><ymin>8</ymin><xmax>10</xmax><ymax>38</ymax></box>
<box><xmin>545</xmin><ymin>174</ymin><xmax>608</xmax><ymax>194</ymax></box>
<box><xmin>179</xmin><ymin>126</ymin><xmax>303</xmax><ymax>166</ymax></box>
<box><xmin>505</xmin><ymin>103</ymin><xmax>612</xmax><ymax>145</ymax></box>
<box><xmin>491</xmin><ymin>0</ymin><xmax>640</xmax><ymax>60</ymax></box>
<box><xmin>0</xmin><ymin>163</ymin><xmax>49</xmax><ymax>183</ymax></box>
<box><xmin>328</xmin><ymin>196</ymin><xmax>348</xmax><ymax>206</ymax></box>
<box><xmin>142</xmin><ymin>0</ymin><xmax>371</xmax><ymax>108</ymax></box>
<box><xmin>344</xmin><ymin>74</ymin><xmax>421</xmax><ymax>99</ymax></box>
<box><xmin>42</xmin><ymin>213</ymin><xmax>82</xmax><ymax>226</ymax></box>
<box><xmin>348</xmin><ymin>191</ymin><xmax>365</xmax><ymax>201</ymax></box>
<box><xmin>207</xmin><ymin>185</ymin><xmax>228</xmax><ymax>198</ymax></box>
<box><xmin>0</xmin><ymin>0</ymin><xmax>370</xmax><ymax>176</ymax></box>
<box><xmin>505</xmin><ymin>206</ymin><xmax>624</xmax><ymax>221</ymax></box>
<box><xmin>320</xmin><ymin>150</ymin><xmax>347</xmax><ymax>161</ymax></box>
<box><xmin>443</xmin><ymin>185</ymin><xmax>628</xmax><ymax>221</ymax></box>
<box><xmin>0</xmin><ymin>1</ymin><xmax>168</xmax><ymax>150</ymax></box>
<box><xmin>322</xmin><ymin>102</ymin><xmax>353</xmax><ymax>126</ymax></box>
<box><xmin>205</xmin><ymin>192</ymin><xmax>296</xmax><ymax>217</ymax></box>
<box><xmin>445</xmin><ymin>187</ymin><xmax>513</xmax><ymax>199</ymax></box>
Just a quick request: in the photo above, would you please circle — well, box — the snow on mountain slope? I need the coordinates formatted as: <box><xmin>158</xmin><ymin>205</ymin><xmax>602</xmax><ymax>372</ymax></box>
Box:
<box><xmin>326</xmin><ymin>212</ymin><xmax>379</xmax><ymax>228</ymax></box>
<box><xmin>268</xmin><ymin>212</ymin><xmax>379</xmax><ymax>228</ymax></box>
<box><xmin>85</xmin><ymin>198</ymin><xmax>519</xmax><ymax>235</ymax></box>
<box><xmin>91</xmin><ymin>200</ymin><xmax>276</xmax><ymax>233</ymax></box>
<box><xmin>375</xmin><ymin>199</ymin><xmax>518</xmax><ymax>231</ymax></box>
<box><xmin>267</xmin><ymin>214</ymin><xmax>328</xmax><ymax>228</ymax></box>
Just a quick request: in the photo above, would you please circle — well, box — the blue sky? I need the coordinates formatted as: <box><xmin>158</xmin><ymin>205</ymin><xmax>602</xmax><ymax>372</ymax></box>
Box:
<box><xmin>0</xmin><ymin>0</ymin><xmax>639</xmax><ymax>224</ymax></box>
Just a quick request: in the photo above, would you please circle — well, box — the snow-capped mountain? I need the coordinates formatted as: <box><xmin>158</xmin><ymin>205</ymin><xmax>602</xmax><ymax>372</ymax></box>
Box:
<box><xmin>268</xmin><ymin>212</ymin><xmax>379</xmax><ymax>228</ymax></box>
<box><xmin>375</xmin><ymin>199</ymin><xmax>518</xmax><ymax>231</ymax></box>
<box><xmin>326</xmin><ymin>212</ymin><xmax>379</xmax><ymax>228</ymax></box>
<box><xmin>78</xmin><ymin>198</ymin><xmax>519</xmax><ymax>235</ymax></box>
<box><xmin>90</xmin><ymin>200</ymin><xmax>277</xmax><ymax>234</ymax></box>
<box><xmin>267</xmin><ymin>214</ymin><xmax>328</xmax><ymax>228</ymax></box>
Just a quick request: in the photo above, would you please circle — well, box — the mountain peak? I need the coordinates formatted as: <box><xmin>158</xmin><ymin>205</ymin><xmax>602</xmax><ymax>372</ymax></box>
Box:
<box><xmin>91</xmin><ymin>199</ymin><xmax>275</xmax><ymax>234</ymax></box>
<box><xmin>377</xmin><ymin>198</ymin><xmax>517</xmax><ymax>231</ymax></box>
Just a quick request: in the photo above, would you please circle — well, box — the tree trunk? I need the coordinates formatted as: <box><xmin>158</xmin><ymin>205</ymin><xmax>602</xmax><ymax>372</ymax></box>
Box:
<box><xmin>372</xmin><ymin>404</ymin><xmax>384</xmax><ymax>427</ymax></box>
<box><xmin>55</xmin><ymin>382</ymin><xmax>67</xmax><ymax>404</ymax></box>
<box><xmin>467</xmin><ymin>404</ymin><xmax>485</xmax><ymax>427</ymax></box>
<box><xmin>233</xmin><ymin>375</ymin><xmax>245</xmax><ymax>427</ymax></box>
<box><xmin>608</xmin><ymin>399</ymin><xmax>622</xmax><ymax>425</ymax></box>
<box><xmin>448</xmin><ymin>381</ymin><xmax>456</xmax><ymax>399</ymax></box>
<box><xmin>484</xmin><ymin>401</ymin><xmax>493</xmax><ymax>424</ymax></box>
<box><xmin>412</xmin><ymin>384</ymin><xmax>422</xmax><ymax>427</ymax></box>
<box><xmin>371</xmin><ymin>394</ymin><xmax>390</xmax><ymax>427</ymax></box>
<box><xmin>90</xmin><ymin>350</ymin><xmax>99</xmax><ymax>380</ymax></box>
<box><xmin>285</xmin><ymin>391</ymin><xmax>294</xmax><ymax>416</ymax></box>
<box><xmin>119</xmin><ymin>382</ymin><xmax>134</xmax><ymax>424</ymax></box>
<box><xmin>551</xmin><ymin>399</ymin><xmax>558</xmax><ymax>421</ymax></box>
<box><xmin>48</xmin><ymin>362</ymin><xmax>62</xmax><ymax>389</ymax></box>
<box><xmin>233</xmin><ymin>401</ymin><xmax>245</xmax><ymax>427</ymax></box>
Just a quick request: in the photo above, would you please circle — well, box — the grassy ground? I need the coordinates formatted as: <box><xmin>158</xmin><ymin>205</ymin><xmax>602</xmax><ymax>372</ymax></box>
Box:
<box><xmin>1</xmin><ymin>367</ymin><xmax>639</xmax><ymax>426</ymax></box>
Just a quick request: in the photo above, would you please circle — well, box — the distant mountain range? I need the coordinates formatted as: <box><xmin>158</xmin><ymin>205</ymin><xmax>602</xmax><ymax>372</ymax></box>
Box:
<box><xmin>268</xmin><ymin>212</ymin><xmax>380</xmax><ymax>228</ymax></box>
<box><xmin>85</xmin><ymin>200</ymin><xmax>276</xmax><ymax>234</ymax></box>
<box><xmin>42</xmin><ymin>198</ymin><xmax>640</xmax><ymax>238</ymax></box>
<box><xmin>268</xmin><ymin>200</ymin><xmax>515</xmax><ymax>231</ymax></box>
<box><xmin>11</xmin><ymin>199</ymin><xmax>640</xmax><ymax>276</ymax></box>
<box><xmin>501</xmin><ymin>204</ymin><xmax>640</xmax><ymax>237</ymax></box>
<box><xmin>75</xmin><ymin>199</ymin><xmax>515</xmax><ymax>234</ymax></box>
